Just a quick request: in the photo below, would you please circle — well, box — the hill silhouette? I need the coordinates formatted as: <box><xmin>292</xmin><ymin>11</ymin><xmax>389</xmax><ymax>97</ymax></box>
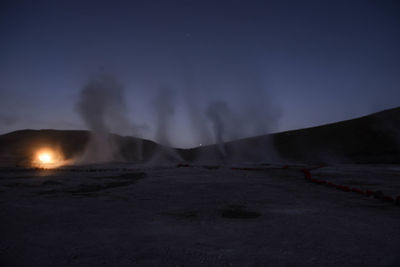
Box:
<box><xmin>265</xmin><ymin>106</ymin><xmax>400</xmax><ymax>163</ymax></box>
<box><xmin>0</xmin><ymin>107</ymin><xmax>399</xmax><ymax>166</ymax></box>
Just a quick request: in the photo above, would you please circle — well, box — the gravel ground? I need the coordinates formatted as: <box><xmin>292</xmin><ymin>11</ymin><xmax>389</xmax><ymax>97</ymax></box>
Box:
<box><xmin>0</xmin><ymin>164</ymin><xmax>399</xmax><ymax>266</ymax></box>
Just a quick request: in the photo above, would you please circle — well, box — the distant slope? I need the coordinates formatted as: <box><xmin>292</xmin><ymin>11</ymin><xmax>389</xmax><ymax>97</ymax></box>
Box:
<box><xmin>1</xmin><ymin>107</ymin><xmax>400</xmax><ymax>166</ymax></box>
<box><xmin>241</xmin><ymin>107</ymin><xmax>400</xmax><ymax>163</ymax></box>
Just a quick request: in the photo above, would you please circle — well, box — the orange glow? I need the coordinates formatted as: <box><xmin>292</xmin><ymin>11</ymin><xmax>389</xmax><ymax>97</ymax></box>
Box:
<box><xmin>38</xmin><ymin>152</ymin><xmax>53</xmax><ymax>164</ymax></box>
<box><xmin>34</xmin><ymin>148</ymin><xmax>66</xmax><ymax>168</ymax></box>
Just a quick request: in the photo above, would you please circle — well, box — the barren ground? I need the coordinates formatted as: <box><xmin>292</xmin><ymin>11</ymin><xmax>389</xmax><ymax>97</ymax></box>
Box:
<box><xmin>0</xmin><ymin>164</ymin><xmax>399</xmax><ymax>266</ymax></box>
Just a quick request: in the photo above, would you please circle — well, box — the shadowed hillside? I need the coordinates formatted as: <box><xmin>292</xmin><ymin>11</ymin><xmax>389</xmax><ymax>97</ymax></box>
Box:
<box><xmin>245</xmin><ymin>107</ymin><xmax>400</xmax><ymax>163</ymax></box>
<box><xmin>184</xmin><ymin>107</ymin><xmax>400</xmax><ymax>164</ymax></box>
<box><xmin>1</xmin><ymin>107</ymin><xmax>399</xmax><ymax>166</ymax></box>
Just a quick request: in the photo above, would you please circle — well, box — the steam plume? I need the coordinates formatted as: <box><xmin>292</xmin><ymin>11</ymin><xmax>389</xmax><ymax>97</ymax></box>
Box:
<box><xmin>149</xmin><ymin>87</ymin><xmax>182</xmax><ymax>163</ymax></box>
<box><xmin>206</xmin><ymin>101</ymin><xmax>232</xmax><ymax>157</ymax></box>
<box><xmin>76</xmin><ymin>73</ymin><xmax>129</xmax><ymax>163</ymax></box>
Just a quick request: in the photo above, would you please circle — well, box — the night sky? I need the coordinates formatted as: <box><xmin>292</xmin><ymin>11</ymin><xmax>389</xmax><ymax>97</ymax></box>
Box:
<box><xmin>1</xmin><ymin>0</ymin><xmax>399</xmax><ymax>148</ymax></box>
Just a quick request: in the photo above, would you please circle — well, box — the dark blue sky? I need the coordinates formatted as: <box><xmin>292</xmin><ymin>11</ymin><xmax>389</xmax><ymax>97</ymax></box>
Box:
<box><xmin>1</xmin><ymin>0</ymin><xmax>399</xmax><ymax>147</ymax></box>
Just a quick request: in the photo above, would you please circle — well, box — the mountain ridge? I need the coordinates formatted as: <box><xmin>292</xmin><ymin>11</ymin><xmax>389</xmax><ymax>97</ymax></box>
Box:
<box><xmin>1</xmin><ymin>107</ymin><xmax>399</xmax><ymax>165</ymax></box>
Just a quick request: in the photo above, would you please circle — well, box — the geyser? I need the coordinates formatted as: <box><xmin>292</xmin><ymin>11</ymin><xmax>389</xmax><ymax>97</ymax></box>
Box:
<box><xmin>76</xmin><ymin>73</ymin><xmax>130</xmax><ymax>163</ymax></box>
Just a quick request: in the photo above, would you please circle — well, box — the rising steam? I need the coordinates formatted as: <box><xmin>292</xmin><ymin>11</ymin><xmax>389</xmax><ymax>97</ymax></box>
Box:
<box><xmin>76</xmin><ymin>73</ymin><xmax>130</xmax><ymax>163</ymax></box>
<box><xmin>154</xmin><ymin>87</ymin><xmax>175</xmax><ymax>146</ymax></box>
<box><xmin>205</xmin><ymin>97</ymin><xmax>279</xmax><ymax>162</ymax></box>
<box><xmin>74</xmin><ymin>69</ymin><xmax>280</xmax><ymax>164</ymax></box>
<box><xmin>206</xmin><ymin>101</ymin><xmax>234</xmax><ymax>157</ymax></box>
<box><xmin>149</xmin><ymin>87</ymin><xmax>183</xmax><ymax>163</ymax></box>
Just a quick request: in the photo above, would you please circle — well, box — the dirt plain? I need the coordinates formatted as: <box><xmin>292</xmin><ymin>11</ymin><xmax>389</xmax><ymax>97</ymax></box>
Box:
<box><xmin>0</xmin><ymin>163</ymin><xmax>399</xmax><ymax>266</ymax></box>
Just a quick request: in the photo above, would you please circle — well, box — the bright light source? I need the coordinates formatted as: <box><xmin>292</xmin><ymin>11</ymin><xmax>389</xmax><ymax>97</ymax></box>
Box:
<box><xmin>38</xmin><ymin>153</ymin><xmax>52</xmax><ymax>164</ymax></box>
<box><xmin>33</xmin><ymin>147</ymin><xmax>69</xmax><ymax>168</ymax></box>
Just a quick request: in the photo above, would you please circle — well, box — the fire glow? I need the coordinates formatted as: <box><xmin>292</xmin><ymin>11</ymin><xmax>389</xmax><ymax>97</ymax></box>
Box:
<box><xmin>34</xmin><ymin>148</ymin><xmax>65</xmax><ymax>168</ymax></box>
<box><xmin>38</xmin><ymin>152</ymin><xmax>53</xmax><ymax>164</ymax></box>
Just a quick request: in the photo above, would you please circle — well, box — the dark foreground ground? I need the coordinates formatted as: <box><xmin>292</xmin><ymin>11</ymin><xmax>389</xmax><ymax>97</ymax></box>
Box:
<box><xmin>0</xmin><ymin>164</ymin><xmax>399</xmax><ymax>266</ymax></box>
